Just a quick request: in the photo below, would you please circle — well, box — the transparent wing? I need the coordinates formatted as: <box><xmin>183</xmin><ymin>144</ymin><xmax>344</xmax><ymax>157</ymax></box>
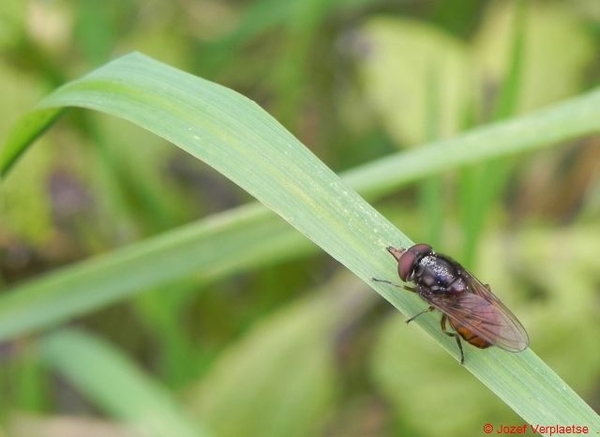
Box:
<box><xmin>427</xmin><ymin>273</ymin><xmax>529</xmax><ymax>352</ymax></box>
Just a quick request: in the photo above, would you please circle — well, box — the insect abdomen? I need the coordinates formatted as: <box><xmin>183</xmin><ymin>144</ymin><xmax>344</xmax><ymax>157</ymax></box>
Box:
<box><xmin>450</xmin><ymin>320</ymin><xmax>492</xmax><ymax>349</ymax></box>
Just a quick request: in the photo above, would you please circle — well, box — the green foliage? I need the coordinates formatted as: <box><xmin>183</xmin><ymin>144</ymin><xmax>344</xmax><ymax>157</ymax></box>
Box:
<box><xmin>2</xmin><ymin>51</ymin><xmax>600</xmax><ymax>435</ymax></box>
<box><xmin>1</xmin><ymin>2</ymin><xmax>599</xmax><ymax>436</ymax></box>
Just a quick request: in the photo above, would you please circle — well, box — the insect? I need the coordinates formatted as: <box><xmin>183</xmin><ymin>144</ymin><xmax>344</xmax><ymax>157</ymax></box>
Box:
<box><xmin>374</xmin><ymin>244</ymin><xmax>529</xmax><ymax>364</ymax></box>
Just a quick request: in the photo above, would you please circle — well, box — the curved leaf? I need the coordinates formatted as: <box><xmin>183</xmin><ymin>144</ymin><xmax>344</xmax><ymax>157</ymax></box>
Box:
<box><xmin>1</xmin><ymin>53</ymin><xmax>599</xmax><ymax>427</ymax></box>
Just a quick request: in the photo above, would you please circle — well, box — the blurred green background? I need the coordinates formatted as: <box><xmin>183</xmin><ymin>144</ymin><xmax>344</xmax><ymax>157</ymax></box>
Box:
<box><xmin>1</xmin><ymin>0</ymin><xmax>599</xmax><ymax>436</ymax></box>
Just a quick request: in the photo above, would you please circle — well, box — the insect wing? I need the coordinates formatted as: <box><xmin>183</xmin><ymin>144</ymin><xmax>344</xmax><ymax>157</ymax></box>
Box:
<box><xmin>427</xmin><ymin>274</ymin><xmax>529</xmax><ymax>352</ymax></box>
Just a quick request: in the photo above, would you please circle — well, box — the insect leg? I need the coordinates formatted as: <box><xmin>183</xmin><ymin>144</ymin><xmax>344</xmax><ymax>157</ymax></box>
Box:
<box><xmin>406</xmin><ymin>306</ymin><xmax>435</xmax><ymax>324</ymax></box>
<box><xmin>371</xmin><ymin>278</ymin><xmax>416</xmax><ymax>293</ymax></box>
<box><xmin>441</xmin><ymin>315</ymin><xmax>465</xmax><ymax>365</ymax></box>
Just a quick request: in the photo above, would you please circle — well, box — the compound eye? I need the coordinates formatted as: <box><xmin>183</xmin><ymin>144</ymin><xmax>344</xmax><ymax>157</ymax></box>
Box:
<box><xmin>398</xmin><ymin>244</ymin><xmax>433</xmax><ymax>281</ymax></box>
<box><xmin>398</xmin><ymin>250</ymin><xmax>417</xmax><ymax>281</ymax></box>
<box><xmin>410</xmin><ymin>244</ymin><xmax>434</xmax><ymax>258</ymax></box>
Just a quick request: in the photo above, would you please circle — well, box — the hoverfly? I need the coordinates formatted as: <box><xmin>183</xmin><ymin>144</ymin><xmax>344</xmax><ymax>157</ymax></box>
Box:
<box><xmin>374</xmin><ymin>244</ymin><xmax>529</xmax><ymax>364</ymax></box>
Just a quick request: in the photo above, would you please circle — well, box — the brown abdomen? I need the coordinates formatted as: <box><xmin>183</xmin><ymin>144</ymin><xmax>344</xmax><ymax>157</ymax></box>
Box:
<box><xmin>449</xmin><ymin>319</ymin><xmax>492</xmax><ymax>349</ymax></box>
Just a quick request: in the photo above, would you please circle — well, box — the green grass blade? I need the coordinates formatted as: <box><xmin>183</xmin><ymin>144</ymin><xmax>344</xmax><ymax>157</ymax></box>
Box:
<box><xmin>0</xmin><ymin>203</ymin><xmax>309</xmax><ymax>341</ymax></box>
<box><xmin>40</xmin><ymin>329</ymin><xmax>210</xmax><ymax>437</ymax></box>
<box><xmin>1</xmin><ymin>53</ymin><xmax>600</xmax><ymax>426</ymax></box>
<box><xmin>2</xmin><ymin>64</ymin><xmax>600</xmax><ymax>343</ymax></box>
<box><xmin>342</xmin><ymin>86</ymin><xmax>600</xmax><ymax>198</ymax></box>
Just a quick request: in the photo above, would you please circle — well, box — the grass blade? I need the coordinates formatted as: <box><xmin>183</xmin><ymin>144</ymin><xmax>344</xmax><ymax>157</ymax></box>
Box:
<box><xmin>2</xmin><ymin>64</ymin><xmax>600</xmax><ymax>343</ymax></box>
<box><xmin>1</xmin><ymin>53</ymin><xmax>599</xmax><ymax>427</ymax></box>
<box><xmin>40</xmin><ymin>329</ymin><xmax>210</xmax><ymax>437</ymax></box>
